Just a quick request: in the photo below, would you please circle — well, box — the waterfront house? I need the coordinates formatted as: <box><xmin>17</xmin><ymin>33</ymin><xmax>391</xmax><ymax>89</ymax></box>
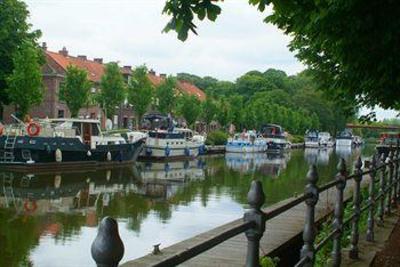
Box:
<box><xmin>2</xmin><ymin>43</ymin><xmax>206</xmax><ymax>129</ymax></box>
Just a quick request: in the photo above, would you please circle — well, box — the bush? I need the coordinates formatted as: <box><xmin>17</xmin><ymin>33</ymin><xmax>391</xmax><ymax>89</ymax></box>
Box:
<box><xmin>289</xmin><ymin>134</ymin><xmax>304</xmax><ymax>144</ymax></box>
<box><xmin>206</xmin><ymin>130</ymin><xmax>228</xmax><ymax>146</ymax></box>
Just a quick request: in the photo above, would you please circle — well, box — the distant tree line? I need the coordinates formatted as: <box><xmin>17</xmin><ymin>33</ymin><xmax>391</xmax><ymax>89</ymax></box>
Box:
<box><xmin>177</xmin><ymin>69</ymin><xmax>354</xmax><ymax>135</ymax></box>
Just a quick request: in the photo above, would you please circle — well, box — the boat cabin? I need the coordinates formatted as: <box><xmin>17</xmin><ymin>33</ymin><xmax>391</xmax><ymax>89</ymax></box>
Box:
<box><xmin>260</xmin><ymin>124</ymin><xmax>284</xmax><ymax>138</ymax></box>
<box><xmin>47</xmin><ymin>118</ymin><xmax>102</xmax><ymax>144</ymax></box>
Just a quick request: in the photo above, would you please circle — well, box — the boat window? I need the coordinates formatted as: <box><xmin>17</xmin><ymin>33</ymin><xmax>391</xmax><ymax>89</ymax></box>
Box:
<box><xmin>72</xmin><ymin>122</ymin><xmax>82</xmax><ymax>136</ymax></box>
<box><xmin>91</xmin><ymin>123</ymin><xmax>100</xmax><ymax>136</ymax></box>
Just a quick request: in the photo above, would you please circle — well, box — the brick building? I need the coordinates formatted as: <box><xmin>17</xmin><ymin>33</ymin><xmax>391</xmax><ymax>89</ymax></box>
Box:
<box><xmin>3</xmin><ymin>43</ymin><xmax>206</xmax><ymax>129</ymax></box>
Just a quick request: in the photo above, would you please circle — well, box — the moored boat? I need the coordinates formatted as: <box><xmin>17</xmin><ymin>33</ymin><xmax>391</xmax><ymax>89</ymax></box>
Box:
<box><xmin>319</xmin><ymin>132</ymin><xmax>335</xmax><ymax>147</ymax></box>
<box><xmin>304</xmin><ymin>130</ymin><xmax>320</xmax><ymax>148</ymax></box>
<box><xmin>336</xmin><ymin>129</ymin><xmax>353</xmax><ymax>147</ymax></box>
<box><xmin>226</xmin><ymin>131</ymin><xmax>267</xmax><ymax>153</ymax></box>
<box><xmin>0</xmin><ymin>118</ymin><xmax>145</xmax><ymax>170</ymax></box>
<box><xmin>376</xmin><ymin>132</ymin><xmax>400</xmax><ymax>156</ymax></box>
<box><xmin>260</xmin><ymin>124</ymin><xmax>290</xmax><ymax>152</ymax></box>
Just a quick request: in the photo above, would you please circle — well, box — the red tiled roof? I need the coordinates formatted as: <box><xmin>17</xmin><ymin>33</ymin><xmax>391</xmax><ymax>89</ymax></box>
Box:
<box><xmin>177</xmin><ymin>80</ymin><xmax>206</xmax><ymax>101</ymax></box>
<box><xmin>46</xmin><ymin>51</ymin><xmax>105</xmax><ymax>82</ymax></box>
<box><xmin>147</xmin><ymin>73</ymin><xmax>206</xmax><ymax>101</ymax></box>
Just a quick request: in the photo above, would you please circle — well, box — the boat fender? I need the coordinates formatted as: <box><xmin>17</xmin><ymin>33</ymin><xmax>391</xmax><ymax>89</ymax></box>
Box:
<box><xmin>106</xmin><ymin>170</ymin><xmax>111</xmax><ymax>181</ymax></box>
<box><xmin>27</xmin><ymin>122</ymin><xmax>41</xmax><ymax>137</ymax></box>
<box><xmin>87</xmin><ymin>150</ymin><xmax>92</xmax><ymax>157</ymax></box>
<box><xmin>184</xmin><ymin>147</ymin><xmax>190</xmax><ymax>156</ymax></box>
<box><xmin>55</xmin><ymin>148</ymin><xmax>62</xmax><ymax>162</ymax></box>
<box><xmin>106</xmin><ymin>151</ymin><xmax>112</xmax><ymax>161</ymax></box>
<box><xmin>146</xmin><ymin>147</ymin><xmax>152</xmax><ymax>156</ymax></box>
<box><xmin>24</xmin><ymin>199</ymin><xmax>37</xmax><ymax>213</ymax></box>
<box><xmin>165</xmin><ymin>146</ymin><xmax>171</xmax><ymax>157</ymax></box>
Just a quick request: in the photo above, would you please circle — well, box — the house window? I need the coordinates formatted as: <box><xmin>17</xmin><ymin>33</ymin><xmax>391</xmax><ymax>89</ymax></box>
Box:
<box><xmin>90</xmin><ymin>112</ymin><xmax>96</xmax><ymax>119</ymax></box>
<box><xmin>123</xmin><ymin>117</ymin><xmax>128</xmax><ymax>128</ymax></box>
<box><xmin>58</xmin><ymin>110</ymin><xmax>65</xmax><ymax>118</ymax></box>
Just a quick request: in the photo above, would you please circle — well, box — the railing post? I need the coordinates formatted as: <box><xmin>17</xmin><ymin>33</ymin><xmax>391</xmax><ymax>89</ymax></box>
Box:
<box><xmin>244</xmin><ymin>180</ymin><xmax>266</xmax><ymax>267</ymax></box>
<box><xmin>366</xmin><ymin>155</ymin><xmax>377</xmax><ymax>242</ymax></box>
<box><xmin>91</xmin><ymin>217</ymin><xmax>124</xmax><ymax>267</ymax></box>
<box><xmin>377</xmin><ymin>153</ymin><xmax>386</xmax><ymax>226</ymax></box>
<box><xmin>331</xmin><ymin>158</ymin><xmax>347</xmax><ymax>267</ymax></box>
<box><xmin>388</xmin><ymin>151</ymin><xmax>395</xmax><ymax>211</ymax></box>
<box><xmin>395</xmin><ymin>148</ymin><xmax>400</xmax><ymax>203</ymax></box>
<box><xmin>300</xmin><ymin>164</ymin><xmax>319</xmax><ymax>267</ymax></box>
<box><xmin>349</xmin><ymin>157</ymin><xmax>363</xmax><ymax>259</ymax></box>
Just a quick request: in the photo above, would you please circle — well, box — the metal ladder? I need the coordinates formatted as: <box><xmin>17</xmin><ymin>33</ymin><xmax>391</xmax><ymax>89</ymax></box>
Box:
<box><xmin>3</xmin><ymin>131</ymin><xmax>16</xmax><ymax>162</ymax></box>
<box><xmin>2</xmin><ymin>172</ymin><xmax>16</xmax><ymax>208</ymax></box>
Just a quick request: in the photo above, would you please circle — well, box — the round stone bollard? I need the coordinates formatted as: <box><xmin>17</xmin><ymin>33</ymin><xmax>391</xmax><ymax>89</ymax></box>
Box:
<box><xmin>91</xmin><ymin>217</ymin><xmax>124</xmax><ymax>267</ymax></box>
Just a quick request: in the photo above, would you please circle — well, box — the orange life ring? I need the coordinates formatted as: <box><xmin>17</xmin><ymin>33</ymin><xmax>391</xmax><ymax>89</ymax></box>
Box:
<box><xmin>27</xmin><ymin>122</ymin><xmax>41</xmax><ymax>137</ymax></box>
<box><xmin>24</xmin><ymin>199</ymin><xmax>37</xmax><ymax>212</ymax></box>
<box><xmin>0</xmin><ymin>124</ymin><xmax>3</xmax><ymax>136</ymax></box>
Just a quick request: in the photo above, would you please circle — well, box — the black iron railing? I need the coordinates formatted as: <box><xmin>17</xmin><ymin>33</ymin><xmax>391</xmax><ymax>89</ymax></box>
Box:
<box><xmin>90</xmin><ymin>147</ymin><xmax>400</xmax><ymax>267</ymax></box>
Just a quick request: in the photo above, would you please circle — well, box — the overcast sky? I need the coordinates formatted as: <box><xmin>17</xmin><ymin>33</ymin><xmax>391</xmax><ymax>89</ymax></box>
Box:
<box><xmin>25</xmin><ymin>0</ymin><xmax>397</xmax><ymax>120</ymax></box>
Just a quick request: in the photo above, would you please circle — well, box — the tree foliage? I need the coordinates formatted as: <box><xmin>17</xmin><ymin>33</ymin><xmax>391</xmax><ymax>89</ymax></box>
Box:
<box><xmin>176</xmin><ymin>94</ymin><xmax>201</xmax><ymax>127</ymax></box>
<box><xmin>156</xmin><ymin>76</ymin><xmax>176</xmax><ymax>114</ymax></box>
<box><xmin>99</xmin><ymin>63</ymin><xmax>126</xmax><ymax>118</ymax></box>
<box><xmin>162</xmin><ymin>0</ymin><xmax>400</xmax><ymax>111</ymax></box>
<box><xmin>0</xmin><ymin>0</ymin><xmax>42</xmax><ymax>117</ymax></box>
<box><xmin>59</xmin><ymin>65</ymin><xmax>91</xmax><ymax>117</ymax></box>
<box><xmin>127</xmin><ymin>65</ymin><xmax>153</xmax><ymax>127</ymax></box>
<box><xmin>6</xmin><ymin>41</ymin><xmax>43</xmax><ymax>119</ymax></box>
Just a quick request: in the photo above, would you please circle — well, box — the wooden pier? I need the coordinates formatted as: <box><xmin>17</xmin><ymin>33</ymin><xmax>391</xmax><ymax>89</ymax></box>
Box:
<box><xmin>122</xmin><ymin>178</ymin><xmax>358</xmax><ymax>266</ymax></box>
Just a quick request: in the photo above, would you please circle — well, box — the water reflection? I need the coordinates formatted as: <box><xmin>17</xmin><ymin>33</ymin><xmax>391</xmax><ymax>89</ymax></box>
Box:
<box><xmin>0</xmin><ymin>146</ymin><xmax>375</xmax><ymax>267</ymax></box>
<box><xmin>304</xmin><ymin>148</ymin><xmax>334</xmax><ymax>165</ymax></box>
<box><xmin>225</xmin><ymin>152</ymin><xmax>290</xmax><ymax>177</ymax></box>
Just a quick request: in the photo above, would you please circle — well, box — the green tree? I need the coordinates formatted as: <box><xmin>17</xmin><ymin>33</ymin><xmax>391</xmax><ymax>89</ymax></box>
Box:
<box><xmin>156</xmin><ymin>76</ymin><xmax>176</xmax><ymax>114</ymax></box>
<box><xmin>59</xmin><ymin>65</ymin><xmax>91</xmax><ymax>117</ymax></box>
<box><xmin>177</xmin><ymin>94</ymin><xmax>201</xmax><ymax>128</ymax></box>
<box><xmin>6</xmin><ymin>41</ymin><xmax>43</xmax><ymax>119</ymax></box>
<box><xmin>99</xmin><ymin>62</ymin><xmax>126</xmax><ymax>119</ymax></box>
<box><xmin>127</xmin><ymin>66</ymin><xmax>153</xmax><ymax>128</ymax></box>
<box><xmin>162</xmin><ymin>0</ymin><xmax>400</xmax><ymax>111</ymax></box>
<box><xmin>201</xmin><ymin>97</ymin><xmax>217</xmax><ymax>131</ymax></box>
<box><xmin>0</xmin><ymin>0</ymin><xmax>42</xmax><ymax>119</ymax></box>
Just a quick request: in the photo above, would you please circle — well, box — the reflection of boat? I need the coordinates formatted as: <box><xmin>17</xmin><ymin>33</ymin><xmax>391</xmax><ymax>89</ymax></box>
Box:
<box><xmin>304</xmin><ymin>148</ymin><xmax>333</xmax><ymax>165</ymax></box>
<box><xmin>260</xmin><ymin>124</ymin><xmax>290</xmax><ymax>152</ymax></box>
<box><xmin>137</xmin><ymin>159</ymin><xmax>205</xmax><ymax>181</ymax></box>
<box><xmin>335</xmin><ymin>146</ymin><xmax>353</xmax><ymax>160</ymax></box>
<box><xmin>336</xmin><ymin>129</ymin><xmax>353</xmax><ymax>147</ymax></box>
<box><xmin>0</xmin><ymin>118</ymin><xmax>145</xmax><ymax>170</ymax></box>
<box><xmin>226</xmin><ymin>131</ymin><xmax>267</xmax><ymax>153</ymax></box>
<box><xmin>352</xmin><ymin>136</ymin><xmax>363</xmax><ymax>146</ymax></box>
<box><xmin>225</xmin><ymin>152</ymin><xmax>289</xmax><ymax>177</ymax></box>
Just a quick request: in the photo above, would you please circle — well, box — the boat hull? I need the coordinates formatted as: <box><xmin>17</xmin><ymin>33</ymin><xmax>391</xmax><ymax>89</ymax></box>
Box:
<box><xmin>336</xmin><ymin>138</ymin><xmax>353</xmax><ymax>147</ymax></box>
<box><xmin>0</xmin><ymin>136</ymin><xmax>144</xmax><ymax>169</ymax></box>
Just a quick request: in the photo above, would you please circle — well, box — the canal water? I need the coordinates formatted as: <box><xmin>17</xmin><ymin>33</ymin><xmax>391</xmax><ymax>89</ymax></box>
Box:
<box><xmin>0</xmin><ymin>146</ymin><xmax>376</xmax><ymax>267</ymax></box>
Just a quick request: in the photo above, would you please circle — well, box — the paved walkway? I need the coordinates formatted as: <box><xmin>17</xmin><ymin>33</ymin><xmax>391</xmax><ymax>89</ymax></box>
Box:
<box><xmin>123</xmin><ymin>178</ymin><xmax>360</xmax><ymax>267</ymax></box>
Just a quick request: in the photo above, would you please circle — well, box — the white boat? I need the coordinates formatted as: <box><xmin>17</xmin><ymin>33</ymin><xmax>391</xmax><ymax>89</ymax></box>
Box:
<box><xmin>304</xmin><ymin>130</ymin><xmax>320</xmax><ymax>148</ymax></box>
<box><xmin>226</xmin><ymin>131</ymin><xmax>267</xmax><ymax>153</ymax></box>
<box><xmin>260</xmin><ymin>124</ymin><xmax>290</xmax><ymax>152</ymax></box>
<box><xmin>336</xmin><ymin>129</ymin><xmax>353</xmax><ymax>147</ymax></box>
<box><xmin>319</xmin><ymin>132</ymin><xmax>335</xmax><ymax>147</ymax></box>
<box><xmin>141</xmin><ymin>128</ymin><xmax>203</xmax><ymax>160</ymax></box>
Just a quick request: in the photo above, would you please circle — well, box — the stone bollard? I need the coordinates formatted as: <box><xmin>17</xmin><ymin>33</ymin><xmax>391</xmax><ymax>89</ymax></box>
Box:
<box><xmin>349</xmin><ymin>157</ymin><xmax>363</xmax><ymax>259</ymax></box>
<box><xmin>300</xmin><ymin>164</ymin><xmax>319</xmax><ymax>267</ymax></box>
<box><xmin>331</xmin><ymin>158</ymin><xmax>347</xmax><ymax>267</ymax></box>
<box><xmin>377</xmin><ymin>153</ymin><xmax>386</xmax><ymax>226</ymax></box>
<box><xmin>91</xmin><ymin>217</ymin><xmax>124</xmax><ymax>267</ymax></box>
<box><xmin>366</xmin><ymin>155</ymin><xmax>377</xmax><ymax>242</ymax></box>
<box><xmin>244</xmin><ymin>180</ymin><xmax>266</xmax><ymax>267</ymax></box>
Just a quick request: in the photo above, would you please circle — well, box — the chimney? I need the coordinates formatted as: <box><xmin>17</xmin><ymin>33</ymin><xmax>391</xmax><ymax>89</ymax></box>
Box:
<box><xmin>59</xmin><ymin>47</ymin><xmax>68</xmax><ymax>57</ymax></box>
<box><xmin>41</xmin><ymin>42</ymin><xmax>47</xmax><ymax>51</ymax></box>
<box><xmin>77</xmin><ymin>55</ymin><xmax>87</xmax><ymax>60</ymax></box>
<box><xmin>149</xmin><ymin>69</ymin><xmax>156</xmax><ymax>75</ymax></box>
<box><xmin>160</xmin><ymin>73</ymin><xmax>167</xmax><ymax>78</ymax></box>
<box><xmin>94</xmin><ymin>58</ymin><xmax>103</xmax><ymax>64</ymax></box>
